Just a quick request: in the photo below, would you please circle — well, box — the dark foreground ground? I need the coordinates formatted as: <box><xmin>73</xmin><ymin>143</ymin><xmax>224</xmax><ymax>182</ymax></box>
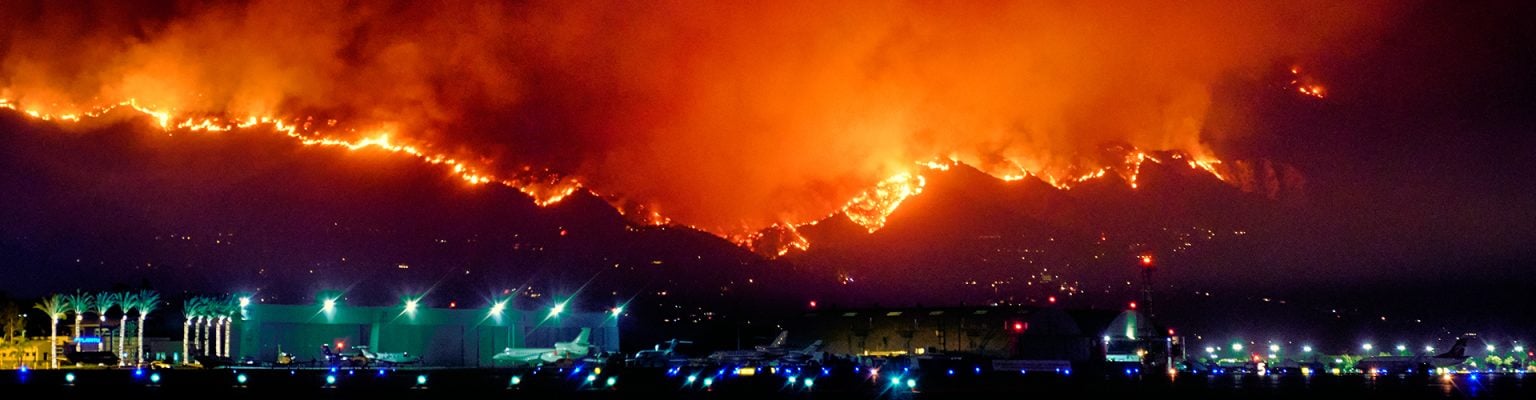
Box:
<box><xmin>3</xmin><ymin>367</ymin><xmax>1532</xmax><ymax>399</ymax></box>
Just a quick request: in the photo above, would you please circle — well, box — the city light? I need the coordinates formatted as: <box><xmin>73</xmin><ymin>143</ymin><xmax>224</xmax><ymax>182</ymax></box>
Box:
<box><xmin>1487</xmin><ymin>344</ymin><xmax>1496</xmax><ymax>352</ymax></box>
<box><xmin>1232</xmin><ymin>343</ymin><xmax>1243</xmax><ymax>351</ymax></box>
<box><xmin>1426</xmin><ymin>346</ymin><xmax>1435</xmax><ymax>352</ymax></box>
<box><xmin>1362</xmin><ymin>343</ymin><xmax>1373</xmax><ymax>351</ymax></box>
<box><xmin>1269</xmin><ymin>344</ymin><xmax>1280</xmax><ymax>352</ymax></box>
<box><xmin>1303</xmin><ymin>345</ymin><xmax>1314</xmax><ymax>353</ymax></box>
<box><xmin>1396</xmin><ymin>344</ymin><xmax>1406</xmax><ymax>352</ymax></box>
<box><xmin>1205</xmin><ymin>347</ymin><xmax>1216</xmax><ymax>354</ymax></box>
<box><xmin>1515</xmin><ymin>345</ymin><xmax>1525</xmax><ymax>353</ymax></box>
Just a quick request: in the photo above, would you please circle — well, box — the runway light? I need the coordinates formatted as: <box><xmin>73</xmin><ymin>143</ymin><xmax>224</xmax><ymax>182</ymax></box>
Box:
<box><xmin>702</xmin><ymin>377</ymin><xmax>714</xmax><ymax>387</ymax></box>
<box><xmin>586</xmin><ymin>374</ymin><xmax>597</xmax><ymax>383</ymax></box>
<box><xmin>65</xmin><ymin>372</ymin><xmax>75</xmax><ymax>383</ymax></box>
<box><xmin>890</xmin><ymin>377</ymin><xmax>902</xmax><ymax>386</ymax></box>
<box><xmin>906</xmin><ymin>378</ymin><xmax>917</xmax><ymax>389</ymax></box>
<box><xmin>804</xmin><ymin>378</ymin><xmax>815</xmax><ymax>388</ymax></box>
<box><xmin>150</xmin><ymin>373</ymin><xmax>161</xmax><ymax>384</ymax></box>
<box><xmin>606</xmin><ymin>376</ymin><xmax>617</xmax><ymax>387</ymax></box>
<box><xmin>237</xmin><ymin>373</ymin><xmax>248</xmax><ymax>385</ymax></box>
<box><xmin>326</xmin><ymin>375</ymin><xmax>337</xmax><ymax>385</ymax></box>
<box><xmin>416</xmin><ymin>374</ymin><xmax>428</xmax><ymax>385</ymax></box>
<box><xmin>1396</xmin><ymin>344</ymin><xmax>1407</xmax><ymax>352</ymax></box>
<box><xmin>509</xmin><ymin>375</ymin><xmax>522</xmax><ymax>386</ymax></box>
<box><xmin>686</xmin><ymin>375</ymin><xmax>697</xmax><ymax>384</ymax></box>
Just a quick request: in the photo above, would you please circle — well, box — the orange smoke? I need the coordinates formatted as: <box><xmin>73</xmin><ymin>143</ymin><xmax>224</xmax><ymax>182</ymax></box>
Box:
<box><xmin>0</xmin><ymin>1</ymin><xmax>1397</xmax><ymax>243</ymax></box>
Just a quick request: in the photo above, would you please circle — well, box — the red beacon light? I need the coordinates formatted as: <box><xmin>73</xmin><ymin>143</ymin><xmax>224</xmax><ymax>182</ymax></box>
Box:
<box><xmin>1139</xmin><ymin>254</ymin><xmax>1155</xmax><ymax>268</ymax></box>
<box><xmin>1009</xmin><ymin>321</ymin><xmax>1027</xmax><ymax>333</ymax></box>
<box><xmin>1128</xmin><ymin>301</ymin><xmax>1138</xmax><ymax>310</ymax></box>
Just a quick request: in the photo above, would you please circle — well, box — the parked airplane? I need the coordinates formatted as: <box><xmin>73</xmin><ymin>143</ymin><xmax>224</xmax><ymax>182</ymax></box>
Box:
<box><xmin>1355</xmin><ymin>337</ymin><xmax>1469</xmax><ymax>373</ymax></box>
<box><xmin>709</xmin><ymin>331</ymin><xmax>791</xmax><ymax>365</ymax></box>
<box><xmin>492</xmin><ymin>328</ymin><xmax>592</xmax><ymax>367</ymax></box>
<box><xmin>630</xmin><ymin>339</ymin><xmax>693</xmax><ymax>368</ymax></box>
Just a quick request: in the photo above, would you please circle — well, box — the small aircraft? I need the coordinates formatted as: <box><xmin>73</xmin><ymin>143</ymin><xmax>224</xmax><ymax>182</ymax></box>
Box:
<box><xmin>341</xmin><ymin>346</ymin><xmax>423</xmax><ymax>367</ymax></box>
<box><xmin>492</xmin><ymin>328</ymin><xmax>592</xmax><ymax>367</ymax></box>
<box><xmin>709</xmin><ymin>331</ymin><xmax>821</xmax><ymax>366</ymax></box>
<box><xmin>630</xmin><ymin>339</ymin><xmax>693</xmax><ymax>368</ymax></box>
<box><xmin>1355</xmin><ymin>337</ymin><xmax>1469</xmax><ymax>373</ymax></box>
<box><xmin>778</xmin><ymin>341</ymin><xmax>824</xmax><ymax>365</ymax></box>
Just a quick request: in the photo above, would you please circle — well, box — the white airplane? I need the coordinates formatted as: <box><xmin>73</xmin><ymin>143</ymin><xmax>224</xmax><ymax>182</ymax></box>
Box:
<box><xmin>493</xmin><ymin>328</ymin><xmax>592</xmax><ymax>367</ymax></box>
<box><xmin>1355</xmin><ymin>337</ymin><xmax>1469</xmax><ymax>373</ymax></box>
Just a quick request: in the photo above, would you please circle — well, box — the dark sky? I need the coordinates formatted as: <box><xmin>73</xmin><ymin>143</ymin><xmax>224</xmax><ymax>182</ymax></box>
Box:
<box><xmin>1</xmin><ymin>1</ymin><xmax>1534</xmax><ymax>344</ymax></box>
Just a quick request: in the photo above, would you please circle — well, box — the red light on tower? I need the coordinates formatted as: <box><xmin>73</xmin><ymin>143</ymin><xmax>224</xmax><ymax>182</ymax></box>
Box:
<box><xmin>809</xmin><ymin>300</ymin><xmax>818</xmax><ymax>309</ymax></box>
<box><xmin>1128</xmin><ymin>301</ymin><xmax>1138</xmax><ymax>310</ymax></box>
<box><xmin>1047</xmin><ymin>296</ymin><xmax>1057</xmax><ymax>304</ymax></box>
<box><xmin>1139</xmin><ymin>254</ymin><xmax>1154</xmax><ymax>268</ymax></box>
<box><xmin>1010</xmin><ymin>321</ymin><xmax>1026</xmax><ymax>333</ymax></box>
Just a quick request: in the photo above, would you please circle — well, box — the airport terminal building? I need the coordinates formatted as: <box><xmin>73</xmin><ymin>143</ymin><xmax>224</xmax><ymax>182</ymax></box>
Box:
<box><xmin>235</xmin><ymin>302</ymin><xmax>618</xmax><ymax>367</ymax></box>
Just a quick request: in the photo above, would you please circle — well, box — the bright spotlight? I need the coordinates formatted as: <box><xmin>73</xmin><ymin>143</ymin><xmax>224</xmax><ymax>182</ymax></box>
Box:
<box><xmin>1269</xmin><ymin>344</ymin><xmax>1280</xmax><ymax>352</ymax></box>
<box><xmin>1486</xmin><ymin>344</ymin><xmax>1496</xmax><ymax>352</ymax></box>
<box><xmin>490</xmin><ymin>301</ymin><xmax>507</xmax><ymax>315</ymax></box>
<box><xmin>1303</xmin><ymin>345</ymin><xmax>1314</xmax><ymax>353</ymax></box>
<box><xmin>404</xmin><ymin>299</ymin><xmax>419</xmax><ymax>313</ymax></box>
<box><xmin>611</xmin><ymin>306</ymin><xmax>624</xmax><ymax>317</ymax></box>
<box><xmin>1396</xmin><ymin>344</ymin><xmax>1407</xmax><ymax>351</ymax></box>
<box><xmin>1362</xmin><ymin>343</ymin><xmax>1373</xmax><ymax>351</ymax></box>
<box><xmin>1231</xmin><ymin>343</ymin><xmax>1243</xmax><ymax>351</ymax></box>
<box><xmin>550</xmin><ymin>302</ymin><xmax>566</xmax><ymax>317</ymax></box>
<box><xmin>322</xmin><ymin>298</ymin><xmax>337</xmax><ymax>312</ymax></box>
<box><xmin>239</xmin><ymin>297</ymin><xmax>251</xmax><ymax>307</ymax></box>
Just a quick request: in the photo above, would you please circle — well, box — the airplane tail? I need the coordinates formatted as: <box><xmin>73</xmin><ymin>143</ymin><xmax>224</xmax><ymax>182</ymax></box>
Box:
<box><xmin>769</xmin><ymin>331</ymin><xmax>789</xmax><ymax>348</ymax></box>
<box><xmin>1437</xmin><ymin>337</ymin><xmax>1468</xmax><ymax>359</ymax></box>
<box><xmin>573</xmin><ymin>328</ymin><xmax>591</xmax><ymax>346</ymax></box>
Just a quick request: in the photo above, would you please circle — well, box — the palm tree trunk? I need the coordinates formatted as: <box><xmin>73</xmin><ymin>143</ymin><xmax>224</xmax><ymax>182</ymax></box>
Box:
<box><xmin>223</xmin><ymin>319</ymin><xmax>232</xmax><ymax>357</ymax></box>
<box><xmin>136</xmin><ymin>315</ymin><xmax>146</xmax><ymax>364</ymax></box>
<box><xmin>211</xmin><ymin>319</ymin><xmax>220</xmax><ymax>357</ymax></box>
<box><xmin>182</xmin><ymin>321</ymin><xmax>190</xmax><ymax>364</ymax></box>
<box><xmin>118</xmin><ymin>316</ymin><xmax>127</xmax><ymax>365</ymax></box>
<box><xmin>49</xmin><ymin>318</ymin><xmax>58</xmax><ymax>369</ymax></box>
<box><xmin>73</xmin><ymin>315</ymin><xmax>82</xmax><ymax>352</ymax></box>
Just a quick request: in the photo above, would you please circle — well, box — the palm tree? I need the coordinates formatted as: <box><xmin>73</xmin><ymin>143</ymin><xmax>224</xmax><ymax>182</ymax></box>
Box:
<box><xmin>222</xmin><ymin>298</ymin><xmax>237</xmax><ymax>357</ymax></box>
<box><xmin>135</xmin><ymin>290</ymin><xmax>160</xmax><ymax>365</ymax></box>
<box><xmin>118</xmin><ymin>292</ymin><xmax>138</xmax><ymax>364</ymax></box>
<box><xmin>63</xmin><ymin>291</ymin><xmax>92</xmax><ymax>352</ymax></box>
<box><xmin>32</xmin><ymin>294</ymin><xmax>66</xmax><ymax>368</ymax></box>
<box><xmin>181</xmin><ymin>298</ymin><xmax>196</xmax><ymax>364</ymax></box>
<box><xmin>92</xmin><ymin>292</ymin><xmax>119</xmax><ymax>353</ymax></box>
